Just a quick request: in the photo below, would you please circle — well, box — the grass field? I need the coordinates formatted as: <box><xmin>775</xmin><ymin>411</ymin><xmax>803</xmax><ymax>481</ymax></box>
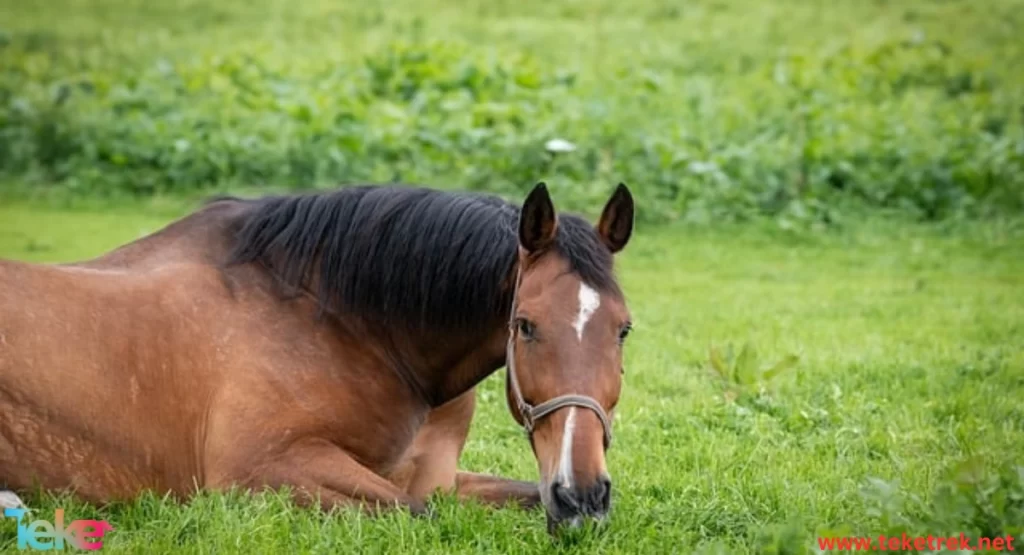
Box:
<box><xmin>1</xmin><ymin>202</ymin><xmax>1022</xmax><ymax>553</ymax></box>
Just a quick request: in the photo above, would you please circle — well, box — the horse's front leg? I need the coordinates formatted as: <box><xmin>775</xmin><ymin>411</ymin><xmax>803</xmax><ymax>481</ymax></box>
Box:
<box><xmin>214</xmin><ymin>437</ymin><xmax>429</xmax><ymax>516</ymax></box>
<box><xmin>455</xmin><ymin>471</ymin><xmax>541</xmax><ymax>508</ymax></box>
<box><xmin>387</xmin><ymin>388</ymin><xmax>542</xmax><ymax>510</ymax></box>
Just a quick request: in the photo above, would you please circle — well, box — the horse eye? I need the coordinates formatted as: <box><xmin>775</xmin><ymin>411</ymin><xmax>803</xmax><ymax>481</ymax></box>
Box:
<box><xmin>517</xmin><ymin>318</ymin><xmax>536</xmax><ymax>340</ymax></box>
<box><xmin>618</xmin><ymin>323</ymin><xmax>632</xmax><ymax>344</ymax></box>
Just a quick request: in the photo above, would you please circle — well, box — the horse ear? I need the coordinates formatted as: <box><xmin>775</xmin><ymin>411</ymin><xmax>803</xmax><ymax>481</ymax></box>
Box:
<box><xmin>596</xmin><ymin>183</ymin><xmax>634</xmax><ymax>254</ymax></box>
<box><xmin>519</xmin><ymin>182</ymin><xmax>558</xmax><ymax>253</ymax></box>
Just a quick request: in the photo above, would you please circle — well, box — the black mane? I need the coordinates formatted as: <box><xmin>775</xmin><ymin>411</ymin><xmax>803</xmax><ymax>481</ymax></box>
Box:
<box><xmin>222</xmin><ymin>185</ymin><xmax>618</xmax><ymax>332</ymax></box>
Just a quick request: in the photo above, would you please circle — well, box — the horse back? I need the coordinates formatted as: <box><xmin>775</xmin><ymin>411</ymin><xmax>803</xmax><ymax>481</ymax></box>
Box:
<box><xmin>70</xmin><ymin>198</ymin><xmax>247</xmax><ymax>271</ymax></box>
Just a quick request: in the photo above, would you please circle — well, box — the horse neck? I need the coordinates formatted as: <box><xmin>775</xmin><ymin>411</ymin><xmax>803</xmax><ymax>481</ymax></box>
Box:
<box><xmin>421</xmin><ymin>258</ymin><xmax>519</xmax><ymax>405</ymax></box>
<box><xmin>352</xmin><ymin>295</ymin><xmax>513</xmax><ymax>409</ymax></box>
<box><xmin>222</xmin><ymin>193</ymin><xmax>522</xmax><ymax>408</ymax></box>
<box><xmin>427</xmin><ymin>320</ymin><xmax>511</xmax><ymax>406</ymax></box>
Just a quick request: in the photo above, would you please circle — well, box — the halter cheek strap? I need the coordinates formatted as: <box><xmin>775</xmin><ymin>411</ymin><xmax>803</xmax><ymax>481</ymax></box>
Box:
<box><xmin>504</xmin><ymin>268</ymin><xmax>614</xmax><ymax>449</ymax></box>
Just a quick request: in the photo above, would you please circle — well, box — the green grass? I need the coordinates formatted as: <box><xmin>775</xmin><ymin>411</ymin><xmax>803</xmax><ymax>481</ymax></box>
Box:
<box><xmin>1</xmin><ymin>202</ymin><xmax>1022</xmax><ymax>553</ymax></box>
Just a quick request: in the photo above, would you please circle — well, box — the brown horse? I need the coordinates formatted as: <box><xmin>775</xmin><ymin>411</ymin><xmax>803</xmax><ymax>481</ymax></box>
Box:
<box><xmin>0</xmin><ymin>182</ymin><xmax>634</xmax><ymax>532</ymax></box>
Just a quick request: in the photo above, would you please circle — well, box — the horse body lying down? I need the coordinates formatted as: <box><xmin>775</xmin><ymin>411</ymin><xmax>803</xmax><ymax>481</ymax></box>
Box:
<box><xmin>0</xmin><ymin>183</ymin><xmax>634</xmax><ymax>531</ymax></box>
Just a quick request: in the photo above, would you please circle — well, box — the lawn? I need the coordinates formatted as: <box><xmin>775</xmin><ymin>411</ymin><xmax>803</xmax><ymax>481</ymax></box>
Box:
<box><xmin>1</xmin><ymin>201</ymin><xmax>1021</xmax><ymax>553</ymax></box>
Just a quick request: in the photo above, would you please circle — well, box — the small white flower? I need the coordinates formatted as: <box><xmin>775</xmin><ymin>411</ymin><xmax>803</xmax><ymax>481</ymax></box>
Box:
<box><xmin>687</xmin><ymin>161</ymin><xmax>718</xmax><ymax>174</ymax></box>
<box><xmin>544</xmin><ymin>138</ymin><xmax>577</xmax><ymax>153</ymax></box>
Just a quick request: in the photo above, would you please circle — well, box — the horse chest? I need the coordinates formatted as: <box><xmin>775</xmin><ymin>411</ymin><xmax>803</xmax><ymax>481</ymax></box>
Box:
<box><xmin>336</xmin><ymin>405</ymin><xmax>428</xmax><ymax>475</ymax></box>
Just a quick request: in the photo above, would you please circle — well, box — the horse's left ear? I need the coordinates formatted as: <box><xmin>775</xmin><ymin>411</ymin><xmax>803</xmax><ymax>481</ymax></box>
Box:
<box><xmin>596</xmin><ymin>183</ymin><xmax>634</xmax><ymax>254</ymax></box>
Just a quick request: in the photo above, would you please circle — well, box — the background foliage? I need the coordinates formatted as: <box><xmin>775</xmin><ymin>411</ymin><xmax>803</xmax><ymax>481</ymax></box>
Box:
<box><xmin>2</xmin><ymin>0</ymin><xmax>1023</xmax><ymax>224</ymax></box>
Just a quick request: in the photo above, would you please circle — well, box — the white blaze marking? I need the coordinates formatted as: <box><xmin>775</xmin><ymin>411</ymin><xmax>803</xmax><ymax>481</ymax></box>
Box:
<box><xmin>573</xmin><ymin>283</ymin><xmax>601</xmax><ymax>341</ymax></box>
<box><xmin>556</xmin><ymin>407</ymin><xmax>577</xmax><ymax>488</ymax></box>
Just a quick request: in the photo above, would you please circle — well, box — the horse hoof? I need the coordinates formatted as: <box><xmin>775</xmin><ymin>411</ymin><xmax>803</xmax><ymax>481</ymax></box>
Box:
<box><xmin>0</xmin><ymin>490</ymin><xmax>25</xmax><ymax>510</ymax></box>
<box><xmin>409</xmin><ymin>500</ymin><xmax>437</xmax><ymax>520</ymax></box>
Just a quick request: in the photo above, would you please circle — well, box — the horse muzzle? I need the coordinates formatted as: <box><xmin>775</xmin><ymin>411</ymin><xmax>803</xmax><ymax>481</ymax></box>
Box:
<box><xmin>543</xmin><ymin>474</ymin><xmax>612</xmax><ymax>533</ymax></box>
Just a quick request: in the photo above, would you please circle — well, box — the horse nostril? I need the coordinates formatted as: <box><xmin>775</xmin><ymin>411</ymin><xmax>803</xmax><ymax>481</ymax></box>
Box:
<box><xmin>552</xmin><ymin>482</ymin><xmax>578</xmax><ymax>512</ymax></box>
<box><xmin>592</xmin><ymin>476</ymin><xmax>612</xmax><ymax>513</ymax></box>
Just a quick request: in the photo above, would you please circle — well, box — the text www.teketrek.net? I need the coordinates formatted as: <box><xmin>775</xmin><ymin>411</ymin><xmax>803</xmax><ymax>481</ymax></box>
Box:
<box><xmin>817</xmin><ymin>533</ymin><xmax>1015</xmax><ymax>552</ymax></box>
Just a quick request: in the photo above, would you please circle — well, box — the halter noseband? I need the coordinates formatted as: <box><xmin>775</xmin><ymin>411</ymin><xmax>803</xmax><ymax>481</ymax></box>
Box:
<box><xmin>504</xmin><ymin>267</ymin><xmax>614</xmax><ymax>449</ymax></box>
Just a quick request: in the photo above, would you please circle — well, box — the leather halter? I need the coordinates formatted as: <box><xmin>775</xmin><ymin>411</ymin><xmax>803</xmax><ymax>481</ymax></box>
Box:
<box><xmin>504</xmin><ymin>266</ymin><xmax>614</xmax><ymax>449</ymax></box>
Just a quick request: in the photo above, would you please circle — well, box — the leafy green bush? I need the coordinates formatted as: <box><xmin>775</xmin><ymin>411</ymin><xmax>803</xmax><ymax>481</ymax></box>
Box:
<box><xmin>1</xmin><ymin>0</ymin><xmax>1022</xmax><ymax>225</ymax></box>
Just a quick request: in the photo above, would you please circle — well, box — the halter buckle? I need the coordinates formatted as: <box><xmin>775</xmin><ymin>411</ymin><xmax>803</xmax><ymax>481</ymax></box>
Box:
<box><xmin>520</xmin><ymin>405</ymin><xmax>535</xmax><ymax>433</ymax></box>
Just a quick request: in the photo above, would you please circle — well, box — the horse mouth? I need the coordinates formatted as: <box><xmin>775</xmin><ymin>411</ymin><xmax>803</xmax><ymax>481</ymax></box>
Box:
<box><xmin>546</xmin><ymin>512</ymin><xmax>610</xmax><ymax>536</ymax></box>
<box><xmin>548</xmin><ymin>514</ymin><xmax>582</xmax><ymax>534</ymax></box>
